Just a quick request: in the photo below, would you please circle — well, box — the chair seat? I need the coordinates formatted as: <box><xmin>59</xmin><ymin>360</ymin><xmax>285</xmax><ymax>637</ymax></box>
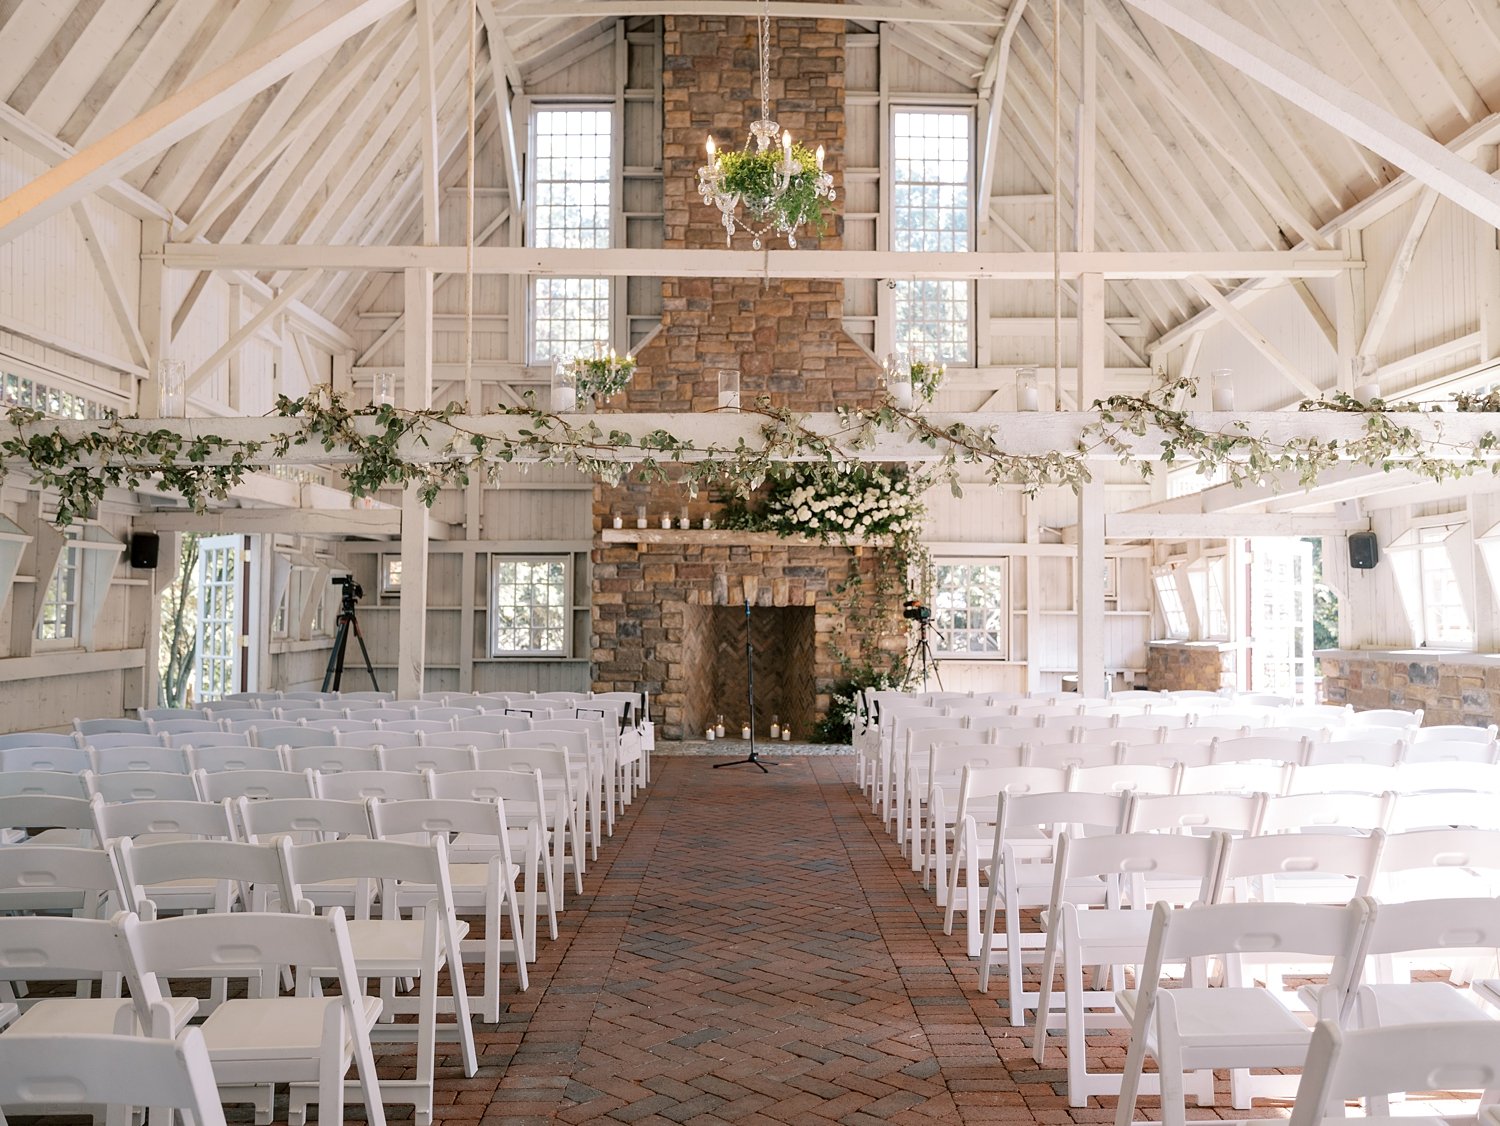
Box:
<box><xmin>3</xmin><ymin>995</ymin><xmax>197</xmax><ymax>1036</ymax></box>
<box><xmin>203</xmin><ymin>995</ymin><xmax>382</xmax><ymax>1072</ymax></box>
<box><xmin>448</xmin><ymin>861</ymin><xmax>523</xmax><ymax>889</ymax></box>
<box><xmin>1070</xmin><ymin>909</ymin><xmax>1155</xmax><ymax>950</ymax></box>
<box><xmin>1119</xmin><ymin>987</ymin><xmax>1311</xmax><ymax>1061</ymax></box>
<box><xmin>344</xmin><ymin>918</ymin><xmax>469</xmax><ymax>973</ymax></box>
<box><xmin>1359</xmin><ymin>982</ymin><xmax>1493</xmax><ymax>1026</ymax></box>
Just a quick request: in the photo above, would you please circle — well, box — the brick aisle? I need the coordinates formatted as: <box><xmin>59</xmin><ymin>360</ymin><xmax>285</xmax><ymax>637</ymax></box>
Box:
<box><xmin>458</xmin><ymin>754</ymin><xmax>1083</xmax><ymax>1126</ymax></box>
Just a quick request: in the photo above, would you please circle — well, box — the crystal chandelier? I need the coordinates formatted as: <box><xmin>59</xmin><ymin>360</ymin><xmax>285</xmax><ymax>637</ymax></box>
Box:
<box><xmin>696</xmin><ymin>0</ymin><xmax>835</xmax><ymax>249</ymax></box>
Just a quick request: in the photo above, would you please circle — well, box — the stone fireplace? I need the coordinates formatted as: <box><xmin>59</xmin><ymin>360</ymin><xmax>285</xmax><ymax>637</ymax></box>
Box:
<box><xmin>590</xmin><ymin>13</ymin><xmax>905</xmax><ymax>740</ymax></box>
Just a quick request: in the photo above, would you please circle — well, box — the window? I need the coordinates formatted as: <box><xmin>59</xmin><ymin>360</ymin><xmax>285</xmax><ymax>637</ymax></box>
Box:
<box><xmin>1186</xmin><ymin>556</ymin><xmax>1229</xmax><ymax>639</ymax></box>
<box><xmin>1391</xmin><ymin>524</ymin><xmax>1473</xmax><ymax>647</ymax></box>
<box><xmin>490</xmin><ymin>556</ymin><xmax>570</xmax><ymax>656</ymax></box>
<box><xmin>530</xmin><ymin>107</ymin><xmax>612</xmax><ymax>362</ymax></box>
<box><xmin>2</xmin><ymin>370</ymin><xmax>114</xmax><ymax>420</ymax></box>
<box><xmin>891</xmin><ymin>110</ymin><xmax>972</xmax><ymax>364</ymax></box>
<box><xmin>931</xmin><ymin>561</ymin><xmax>1006</xmax><ymax>656</ymax></box>
<box><xmin>381</xmin><ymin>555</ymin><xmax>402</xmax><ymax>595</ymax></box>
<box><xmin>37</xmin><ymin>538</ymin><xmax>79</xmax><ymax>642</ymax></box>
<box><xmin>1153</xmin><ymin>567</ymin><xmax>1189</xmax><ymax>640</ymax></box>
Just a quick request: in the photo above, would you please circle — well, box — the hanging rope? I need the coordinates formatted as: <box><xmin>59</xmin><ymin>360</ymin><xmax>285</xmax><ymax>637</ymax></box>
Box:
<box><xmin>1052</xmin><ymin>0</ymin><xmax>1062</xmax><ymax>411</ymax></box>
<box><xmin>464</xmin><ymin>0</ymin><xmax>478</xmax><ymax>412</ymax></box>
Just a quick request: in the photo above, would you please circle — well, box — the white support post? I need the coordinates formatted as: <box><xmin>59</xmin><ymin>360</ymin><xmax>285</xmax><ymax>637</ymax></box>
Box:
<box><xmin>414</xmin><ymin>0</ymin><xmax>441</xmax><ymax>246</ymax></box>
<box><xmin>1334</xmin><ymin>228</ymin><xmax>1366</xmax><ymax>393</ymax></box>
<box><xmin>398</xmin><ymin>267</ymin><xmax>433</xmax><ymax>701</ymax></box>
<box><xmin>1479</xmin><ymin>147</ymin><xmax>1500</xmax><ymax>365</ymax></box>
<box><xmin>1075</xmin><ymin>0</ymin><xmax>1107</xmax><ymax>700</ymax></box>
<box><xmin>138</xmin><ymin>218</ymin><xmax>171</xmax><ymax>416</ymax></box>
<box><xmin>226</xmin><ymin>284</ymin><xmax>243</xmax><ymax>411</ymax></box>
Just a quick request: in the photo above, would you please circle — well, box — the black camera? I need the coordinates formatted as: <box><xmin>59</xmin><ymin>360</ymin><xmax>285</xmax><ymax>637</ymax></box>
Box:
<box><xmin>902</xmin><ymin>599</ymin><xmax>932</xmax><ymax>622</ymax></box>
<box><xmin>331</xmin><ymin>575</ymin><xmax>363</xmax><ymax>602</ymax></box>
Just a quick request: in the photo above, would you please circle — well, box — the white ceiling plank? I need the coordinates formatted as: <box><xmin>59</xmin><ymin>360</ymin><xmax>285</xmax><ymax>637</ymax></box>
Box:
<box><xmin>1358</xmin><ymin>188</ymin><xmax>1441</xmax><ymax>360</ymax></box>
<box><xmin>0</xmin><ymin>0</ymin><xmax>411</xmax><ymax>248</ymax></box>
<box><xmin>179</xmin><ymin>10</ymin><xmax>412</xmax><ymax>242</ymax></box>
<box><xmin>0</xmin><ymin>102</ymin><xmax>171</xmax><ymax>222</ymax></box>
<box><xmin>1185</xmin><ymin>275</ymin><xmax>1322</xmax><ymax>398</ymax></box>
<box><xmin>1095</xmin><ymin>3</ymin><xmax>1327</xmax><ymax>249</ymax></box>
<box><xmin>64</xmin><ymin>0</ymin><xmax>218</xmax><ymax>149</ymax></box>
<box><xmin>69</xmin><ymin>199</ymin><xmax>149</xmax><ymax>369</ymax></box>
<box><xmin>1122</xmin><ymin>0</ymin><xmax>1500</xmax><ymax>232</ymax></box>
<box><xmin>24</xmin><ymin>0</ymin><xmax>159</xmax><ymax>138</ymax></box>
<box><xmin>132</xmin><ymin>0</ymin><xmax>300</xmax><ymax>206</ymax></box>
<box><xmin>1383</xmin><ymin>0</ymin><xmax>1486</xmax><ymax>125</ymax></box>
<box><xmin>0</xmin><ymin>0</ymin><xmax>76</xmax><ymax>103</ymax></box>
<box><xmin>477</xmin><ymin>0</ymin><xmax>525</xmax><ymax>212</ymax></box>
<box><xmin>976</xmin><ymin>0</ymin><xmax>1026</xmax><ymax>224</ymax></box>
<box><xmin>169</xmin><ymin>271</ymin><xmax>211</xmax><ymax>343</ymax></box>
<box><xmin>184</xmin><ymin>271</ymin><xmax>323</xmax><ymax>395</ymax></box>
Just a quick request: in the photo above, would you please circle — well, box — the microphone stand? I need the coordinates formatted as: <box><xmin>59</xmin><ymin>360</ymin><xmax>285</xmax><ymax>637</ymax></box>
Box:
<box><xmin>714</xmin><ymin>597</ymin><xmax>777</xmax><ymax>772</ymax></box>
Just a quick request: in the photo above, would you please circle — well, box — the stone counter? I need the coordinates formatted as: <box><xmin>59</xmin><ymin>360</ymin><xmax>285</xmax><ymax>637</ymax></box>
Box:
<box><xmin>1316</xmin><ymin>648</ymin><xmax>1499</xmax><ymax>726</ymax></box>
<box><xmin>1148</xmin><ymin>641</ymin><xmax>1236</xmax><ymax>693</ymax></box>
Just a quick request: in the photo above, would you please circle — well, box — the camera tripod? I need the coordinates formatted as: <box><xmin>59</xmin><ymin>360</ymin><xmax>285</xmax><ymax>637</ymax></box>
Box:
<box><xmin>320</xmin><ymin>581</ymin><xmax>380</xmax><ymax>693</ymax></box>
<box><xmin>901</xmin><ymin>616</ymin><xmax>944</xmax><ymax>692</ymax></box>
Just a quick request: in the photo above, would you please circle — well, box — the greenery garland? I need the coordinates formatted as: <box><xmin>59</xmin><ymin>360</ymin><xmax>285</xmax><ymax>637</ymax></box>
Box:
<box><xmin>714</xmin><ymin>143</ymin><xmax>831</xmax><ymax>237</ymax></box>
<box><xmin>6</xmin><ymin>377</ymin><xmax>1500</xmax><ymax>528</ymax></box>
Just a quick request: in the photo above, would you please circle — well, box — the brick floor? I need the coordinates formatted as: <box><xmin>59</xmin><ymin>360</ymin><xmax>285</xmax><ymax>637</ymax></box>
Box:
<box><xmin>442</xmin><ymin>754</ymin><xmax>1158</xmax><ymax>1126</ymax></box>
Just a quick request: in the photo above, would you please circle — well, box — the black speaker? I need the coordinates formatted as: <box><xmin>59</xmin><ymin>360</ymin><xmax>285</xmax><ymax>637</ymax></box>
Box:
<box><xmin>1348</xmin><ymin>532</ymin><xmax>1379</xmax><ymax>570</ymax></box>
<box><xmin>129</xmin><ymin>532</ymin><xmax>160</xmax><ymax>570</ymax></box>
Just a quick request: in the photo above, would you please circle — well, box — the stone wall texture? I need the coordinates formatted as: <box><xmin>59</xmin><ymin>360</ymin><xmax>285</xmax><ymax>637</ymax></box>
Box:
<box><xmin>591</xmin><ymin>14</ymin><xmax>902</xmax><ymax>738</ymax></box>
<box><xmin>1148</xmin><ymin>643</ymin><xmax>1237</xmax><ymax>693</ymax></box>
<box><xmin>1319</xmin><ymin>654</ymin><xmax>1497</xmax><ymax>727</ymax></box>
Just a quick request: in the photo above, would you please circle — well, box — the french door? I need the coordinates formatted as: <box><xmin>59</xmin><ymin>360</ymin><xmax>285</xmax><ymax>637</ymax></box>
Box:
<box><xmin>193</xmin><ymin>535</ymin><xmax>242</xmax><ymax>702</ymax></box>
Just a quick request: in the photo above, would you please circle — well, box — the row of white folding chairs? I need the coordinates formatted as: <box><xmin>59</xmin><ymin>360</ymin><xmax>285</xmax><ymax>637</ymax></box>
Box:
<box><xmin>3</xmin><ymin>787</ymin><xmax>546</xmax><ymax>1011</ymax></box>
<box><xmin>946</xmin><ymin>784</ymin><xmax>1500</xmax><ymax>974</ymax></box>
<box><xmin>0</xmin><ymin>830</ymin><xmax>498</xmax><ymax>1121</ymax></box>
<box><xmin>3</xmin><ymin>756</ymin><xmax>591</xmax><ymax>918</ymax></box>
<box><xmin>928</xmin><ymin>759</ymin><xmax>1500</xmax><ymax>925</ymax></box>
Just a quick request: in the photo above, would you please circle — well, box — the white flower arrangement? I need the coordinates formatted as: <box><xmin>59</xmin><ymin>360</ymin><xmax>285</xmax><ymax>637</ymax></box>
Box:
<box><xmin>761</xmin><ymin>463</ymin><xmax>921</xmax><ymax>542</ymax></box>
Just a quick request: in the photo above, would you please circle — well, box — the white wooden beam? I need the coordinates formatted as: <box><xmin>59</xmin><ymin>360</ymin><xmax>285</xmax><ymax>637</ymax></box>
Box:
<box><xmin>1122</xmin><ymin>0</ymin><xmax>1500</xmax><ymax>232</ymax></box>
<box><xmin>184</xmin><ymin>271</ymin><xmax>323</xmax><ymax>395</ymax></box>
<box><xmin>1291</xmin><ymin>279</ymin><xmax>1338</xmax><ymax>355</ymax></box>
<box><xmin>1106</xmin><ymin>512</ymin><xmax>1369</xmax><ymax>539</ymax></box>
<box><xmin>977</xmin><ymin>0</ymin><xmax>1027</xmax><ymax>230</ymax></box>
<box><xmin>70</xmin><ymin>201</ymin><xmax>149</xmax><ymax>370</ymax></box>
<box><xmin>495</xmin><ymin>1</ymin><xmax>1007</xmax><ymax>22</ymax></box>
<box><xmin>1359</xmin><ymin>189</ymin><xmax>1441</xmax><ymax>360</ymax></box>
<box><xmin>1185</xmin><ymin>275</ymin><xmax>1322</xmax><ymax>399</ymax></box>
<box><xmin>0</xmin><ymin>0</ymin><xmax>409</xmax><ymax>247</ymax></box>
<box><xmin>477</xmin><ymin>0</ymin><xmax>525</xmax><ymax>215</ymax></box>
<box><xmin>160</xmin><ymin>243</ymin><xmax>1358</xmax><ymax>279</ymax></box>
<box><xmin>142</xmin><ymin>508</ymin><xmax>401</xmax><ymax>534</ymax></box>
<box><xmin>414</xmin><ymin>0</ymin><xmax>442</xmax><ymax>246</ymax></box>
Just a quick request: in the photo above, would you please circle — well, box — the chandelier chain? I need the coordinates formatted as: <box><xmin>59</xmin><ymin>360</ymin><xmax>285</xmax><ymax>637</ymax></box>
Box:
<box><xmin>759</xmin><ymin>0</ymin><xmax>771</xmax><ymax>124</ymax></box>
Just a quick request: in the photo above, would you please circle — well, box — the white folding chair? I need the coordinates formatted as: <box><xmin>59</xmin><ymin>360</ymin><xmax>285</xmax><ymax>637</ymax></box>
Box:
<box><xmin>1128</xmin><ymin>792</ymin><xmax>1266</xmax><ymax>836</ymax></box>
<box><xmin>1259</xmin><ymin>791</ymin><xmax>1393</xmax><ymax>834</ymax></box>
<box><xmin>0</xmin><ymin>745</ymin><xmax>91</xmax><ymax>773</ymax></box>
<box><xmin>312</xmin><ymin>770</ymin><xmax>429</xmax><ymax>801</ymax></box>
<box><xmin>1210</xmin><ymin>734</ymin><xmax>1307</xmax><ymax>765</ymax></box>
<box><xmin>119</xmin><ymin>905</ymin><xmax>386</xmax><ymax>1126</ymax></box>
<box><xmin>1023</xmin><ymin>739</ymin><xmax>1122</xmax><ymax>770</ymax></box>
<box><xmin>0</xmin><ymin>1028</ymin><xmax>228</xmax><ymax>1126</ymax></box>
<box><xmin>75</xmin><ymin>718</ymin><xmax>153</xmax><ymax>738</ymax></box>
<box><xmin>1069</xmin><ymin>763</ymin><xmax>1179</xmax><ymax>796</ymax></box>
<box><xmin>0</xmin><ymin>769</ymin><xmax>91</xmax><ymax>797</ymax></box>
<box><xmin>1112</xmin><ymin>898</ymin><xmax>1371</xmax><ymax>1126</ymax></box>
<box><xmin>285</xmin><ymin>745</ymin><xmax>382</xmax><ymax>774</ymax></box>
<box><xmin>0</xmin><ymin>731</ymin><xmax>85</xmax><ymax>750</ymax></box>
<box><xmin>0</xmin><ymin>843</ymin><xmax>119</xmax><ymax>917</ymax></box>
<box><xmin>1178</xmin><ymin>762</ymin><xmax>1291</xmax><ymax>796</ymax></box>
<box><xmin>0</xmin><ymin>793</ymin><xmax>97</xmax><ymax>848</ymax></box>
<box><xmin>1287</xmin><ymin>1017</ymin><xmax>1500</xmax><ymax>1125</ymax></box>
<box><xmin>1374</xmin><ymin>827</ymin><xmax>1500</xmax><ymax>901</ymax></box>
<box><xmin>449</xmin><ymin>759</ymin><xmax>582</xmax><ymax>904</ymax></box>
<box><xmin>1349</xmin><ymin>707</ymin><xmax>1423</xmax><ymax>731</ymax></box>
<box><xmin>370</xmin><ymin>794</ymin><xmax>532</xmax><ymax>1020</ymax></box>
<box><xmin>190</xmin><ymin>744</ymin><xmax>284</xmax><ymax>772</ymax></box>
<box><xmin>1307</xmin><ymin>737</ymin><xmax>1405</xmax><ymax>767</ymax></box>
<box><xmin>250</xmin><ymin>725</ymin><xmax>333</xmax><ymax>749</ymax></box>
<box><xmin>1121</xmin><ymin>740</ymin><xmax>1214</xmax><ymax>769</ymax></box>
<box><xmin>195</xmin><ymin>768</ymin><xmax>316</xmax><ymax>802</ymax></box>
<box><xmin>380</xmin><ymin>743</ymin><xmax>477</xmax><ymax>772</ymax></box>
<box><xmin>338</xmin><ymin>729</ymin><xmax>419</xmax><ymax>750</ymax></box>
<box><xmin>1031</xmin><ymin>831</ymin><xmax>1224</xmax><ymax>1105</ymax></box>
<box><xmin>279</xmin><ymin>837</ymin><xmax>477</xmax><ymax>1124</ymax></box>
<box><xmin>88</xmin><ymin>771</ymin><xmax>202</xmax><ymax>803</ymax></box>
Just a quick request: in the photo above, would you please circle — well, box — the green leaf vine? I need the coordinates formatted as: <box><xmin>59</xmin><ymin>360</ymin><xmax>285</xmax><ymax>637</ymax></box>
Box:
<box><xmin>5</xmin><ymin>378</ymin><xmax>1500</xmax><ymax>528</ymax></box>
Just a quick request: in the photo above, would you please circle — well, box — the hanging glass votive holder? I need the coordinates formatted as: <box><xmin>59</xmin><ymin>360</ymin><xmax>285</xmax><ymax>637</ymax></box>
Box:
<box><xmin>1015</xmin><ymin>366</ymin><xmax>1039</xmax><ymax>411</ymax></box>
<box><xmin>372</xmin><ymin>371</ymin><xmax>397</xmax><ymax>407</ymax></box>
<box><xmin>1211</xmin><ymin>368</ymin><xmax>1235</xmax><ymax>412</ymax></box>
<box><xmin>884</xmin><ymin>353</ymin><xmax>914</xmax><ymax>409</ymax></box>
<box><xmin>717</xmin><ymin>368</ymin><xmax>741</xmax><ymax>411</ymax></box>
<box><xmin>158</xmin><ymin>359</ymin><xmax>187</xmax><ymax>418</ymax></box>
<box><xmin>550</xmin><ymin>357</ymin><xmax>578</xmax><ymax>412</ymax></box>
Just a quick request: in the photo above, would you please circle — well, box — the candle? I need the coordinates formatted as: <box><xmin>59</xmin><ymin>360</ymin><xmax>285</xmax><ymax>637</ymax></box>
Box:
<box><xmin>741</xmin><ymin>724</ymin><xmax>751</xmax><ymax>740</ymax></box>
<box><xmin>706</xmin><ymin>135</ymin><xmax>716</xmax><ymax>159</ymax></box>
<box><xmin>636</xmin><ymin>505</ymin><xmax>648</xmax><ymax>529</ymax></box>
<box><xmin>701</xmin><ymin>516</ymin><xmax>713</xmax><ymax>530</ymax></box>
<box><xmin>1016</xmin><ymin>366</ymin><xmax>1040</xmax><ymax>412</ymax></box>
<box><xmin>549</xmin><ymin>385</ymin><xmax>577</xmax><ymax>412</ymax></box>
<box><xmin>1210</xmin><ymin>368</ymin><xmax>1234</xmax><ymax>412</ymax></box>
<box><xmin>782</xmin><ymin>130</ymin><xmax>791</xmax><ymax>158</ymax></box>
<box><xmin>715</xmin><ymin>718</ymin><xmax>725</xmax><ymax>738</ymax></box>
<box><xmin>782</xmin><ymin>727</ymin><xmax>791</xmax><ymax>742</ymax></box>
<box><xmin>770</xmin><ymin>715</ymin><xmax>780</xmax><ymax>739</ymax></box>
<box><xmin>1355</xmin><ymin>380</ymin><xmax>1381</xmax><ymax>403</ymax></box>
<box><xmin>705</xmin><ymin>728</ymin><xmax>715</xmax><ymax>741</ymax></box>
<box><xmin>815</xmin><ymin>144</ymin><xmax>824</xmax><ymax>171</ymax></box>
<box><xmin>889</xmin><ymin>379</ymin><xmax>914</xmax><ymax>409</ymax></box>
<box><xmin>661</xmin><ymin>514</ymin><xmax>673</xmax><ymax>530</ymax></box>
<box><xmin>612</xmin><ymin>515</ymin><xmax>623</xmax><ymax>529</ymax></box>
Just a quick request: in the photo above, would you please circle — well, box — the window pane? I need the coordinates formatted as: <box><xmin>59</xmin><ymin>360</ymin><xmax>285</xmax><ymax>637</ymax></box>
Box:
<box><xmin>533</xmin><ymin>276</ymin><xmax>611</xmax><ymax>362</ymax></box>
<box><xmin>931</xmin><ymin>562</ymin><xmax>1006</xmax><ymax>656</ymax></box>
<box><xmin>892</xmin><ymin>110</ymin><xmax>972</xmax><ymax>364</ymax></box>
<box><xmin>492</xmin><ymin>555</ymin><xmax>570</xmax><ymax>655</ymax></box>
<box><xmin>532</xmin><ymin>109</ymin><xmax>611</xmax><ymax>250</ymax></box>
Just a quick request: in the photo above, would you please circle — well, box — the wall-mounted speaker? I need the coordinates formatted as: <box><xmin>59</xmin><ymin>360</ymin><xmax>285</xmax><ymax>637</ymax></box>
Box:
<box><xmin>129</xmin><ymin>532</ymin><xmax>160</xmax><ymax>570</ymax></box>
<box><xmin>1348</xmin><ymin>531</ymin><xmax>1379</xmax><ymax>570</ymax></box>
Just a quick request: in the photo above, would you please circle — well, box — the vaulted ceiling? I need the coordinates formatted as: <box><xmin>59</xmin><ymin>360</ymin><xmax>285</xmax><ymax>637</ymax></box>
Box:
<box><xmin>2</xmin><ymin>0</ymin><xmax>1498</xmax><ymax>348</ymax></box>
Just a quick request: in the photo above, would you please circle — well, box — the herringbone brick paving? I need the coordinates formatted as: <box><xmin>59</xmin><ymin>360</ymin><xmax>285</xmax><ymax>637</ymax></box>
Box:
<box><xmin>454</xmin><ymin>754</ymin><xmax>1297</xmax><ymax>1126</ymax></box>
